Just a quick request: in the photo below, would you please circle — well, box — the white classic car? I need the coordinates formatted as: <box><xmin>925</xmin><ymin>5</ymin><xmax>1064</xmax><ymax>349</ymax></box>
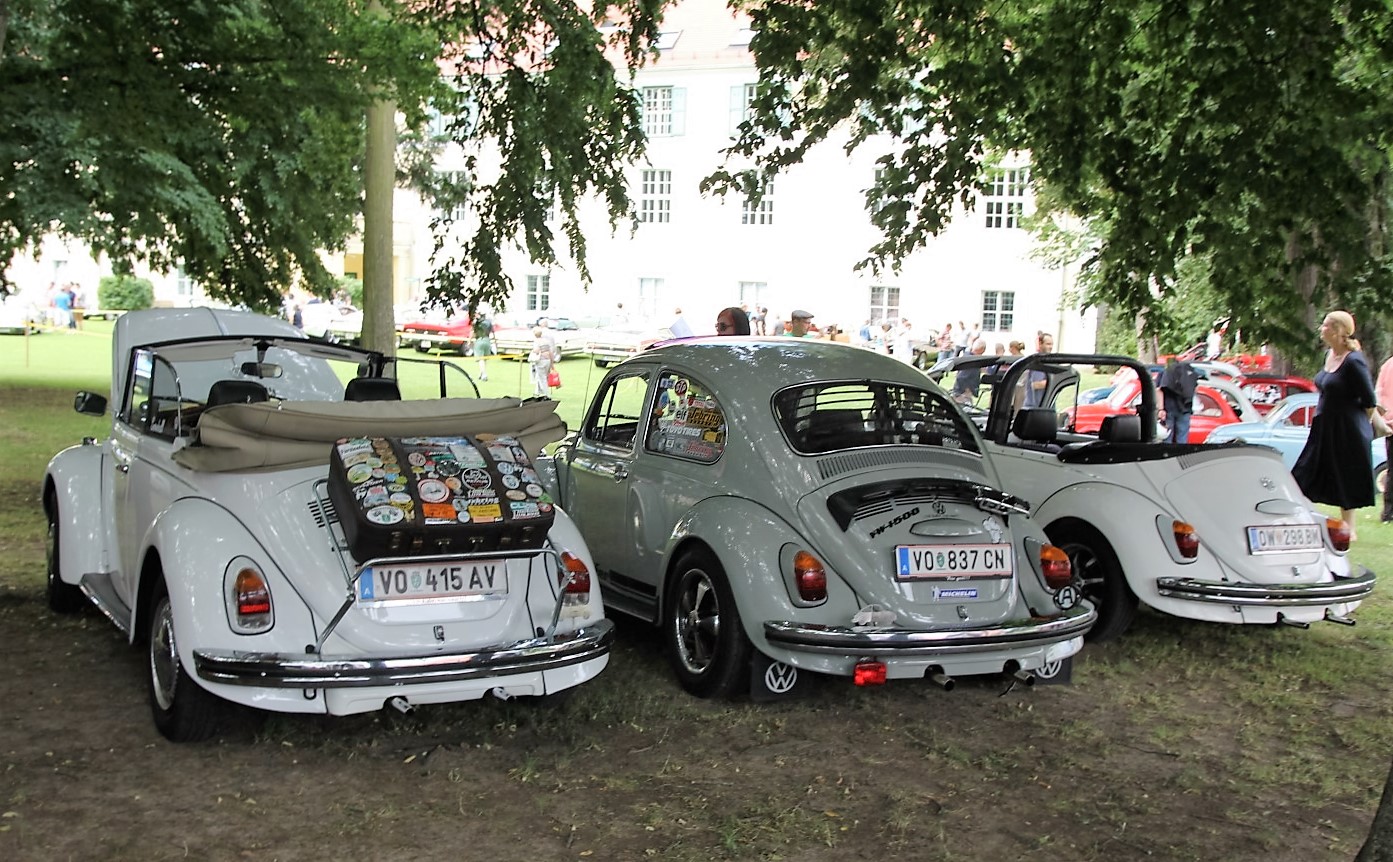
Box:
<box><xmin>965</xmin><ymin>352</ymin><xmax>1375</xmax><ymax>641</ymax></box>
<box><xmin>538</xmin><ymin>338</ymin><xmax>1095</xmax><ymax>699</ymax></box>
<box><xmin>44</xmin><ymin>308</ymin><xmax>613</xmax><ymax>741</ymax></box>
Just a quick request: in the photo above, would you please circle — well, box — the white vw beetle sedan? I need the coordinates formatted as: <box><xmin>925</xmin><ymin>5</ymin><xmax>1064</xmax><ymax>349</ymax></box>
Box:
<box><xmin>44</xmin><ymin>308</ymin><xmax>612</xmax><ymax>741</ymax></box>
<box><xmin>538</xmin><ymin>338</ymin><xmax>1094</xmax><ymax>699</ymax></box>
<box><xmin>962</xmin><ymin>352</ymin><xmax>1374</xmax><ymax>641</ymax></box>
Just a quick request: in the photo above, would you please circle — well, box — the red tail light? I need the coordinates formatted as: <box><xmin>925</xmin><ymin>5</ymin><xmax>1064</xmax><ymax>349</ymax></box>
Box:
<box><xmin>1326</xmin><ymin>518</ymin><xmax>1351</xmax><ymax>553</ymax></box>
<box><xmin>1172</xmin><ymin>521</ymin><xmax>1199</xmax><ymax>559</ymax></box>
<box><xmin>1039</xmin><ymin>545</ymin><xmax>1072</xmax><ymax>589</ymax></box>
<box><xmin>559</xmin><ymin>552</ymin><xmax>591</xmax><ymax>602</ymax></box>
<box><xmin>234</xmin><ymin>568</ymin><xmax>271</xmax><ymax>617</ymax></box>
<box><xmin>793</xmin><ymin>550</ymin><xmax>828</xmax><ymax>602</ymax></box>
<box><xmin>853</xmin><ymin>660</ymin><xmax>887</xmax><ymax>686</ymax></box>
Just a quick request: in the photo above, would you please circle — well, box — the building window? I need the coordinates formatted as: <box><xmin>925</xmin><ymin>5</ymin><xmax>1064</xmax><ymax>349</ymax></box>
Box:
<box><xmin>654</xmin><ymin>31</ymin><xmax>681</xmax><ymax>50</ymax></box>
<box><xmin>742</xmin><ymin>181</ymin><xmax>774</xmax><ymax>225</ymax></box>
<box><xmin>638</xmin><ymin>277</ymin><xmax>664</xmax><ymax>319</ymax></box>
<box><xmin>983</xmin><ymin>167</ymin><xmax>1030</xmax><ymax>229</ymax></box>
<box><xmin>639</xmin><ymin>169</ymin><xmax>671</xmax><ymax>223</ymax></box>
<box><xmin>737</xmin><ymin>281</ymin><xmax>766</xmax><ymax>306</ymax></box>
<box><xmin>527</xmin><ymin>275</ymin><xmax>550</xmax><ymax>311</ymax></box>
<box><xmin>641</xmin><ymin>86</ymin><xmax>686</xmax><ymax>137</ymax></box>
<box><xmin>869</xmin><ymin>285</ymin><xmax>900</xmax><ymax>323</ymax></box>
<box><xmin>175</xmin><ymin>266</ymin><xmax>195</xmax><ymax>298</ymax></box>
<box><xmin>436</xmin><ymin>170</ymin><xmax>468</xmax><ymax>222</ymax></box>
<box><xmin>730</xmin><ymin>83</ymin><xmax>757</xmax><ymax>135</ymax></box>
<box><xmin>981</xmin><ymin>290</ymin><xmax>1015</xmax><ymax>332</ymax></box>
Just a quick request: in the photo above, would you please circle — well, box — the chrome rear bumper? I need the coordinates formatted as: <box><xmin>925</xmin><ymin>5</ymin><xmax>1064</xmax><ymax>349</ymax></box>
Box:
<box><xmin>763</xmin><ymin>605</ymin><xmax>1095</xmax><ymax>656</ymax></box>
<box><xmin>1155</xmin><ymin>567</ymin><xmax>1376</xmax><ymax>606</ymax></box>
<box><xmin>194</xmin><ymin>619</ymin><xmax>613</xmax><ymax>688</ymax></box>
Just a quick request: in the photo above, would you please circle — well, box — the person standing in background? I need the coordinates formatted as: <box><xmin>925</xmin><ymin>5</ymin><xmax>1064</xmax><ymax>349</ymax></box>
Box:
<box><xmin>1159</xmin><ymin>355</ymin><xmax>1199</xmax><ymax>443</ymax></box>
<box><xmin>1023</xmin><ymin>331</ymin><xmax>1054</xmax><ymax>406</ymax></box>
<box><xmin>787</xmin><ymin>309</ymin><xmax>814</xmax><ymax>337</ymax></box>
<box><xmin>892</xmin><ymin>319</ymin><xmax>915</xmax><ymax>364</ymax></box>
<box><xmin>471</xmin><ymin>310</ymin><xmax>494</xmax><ymax>381</ymax></box>
<box><xmin>1292</xmin><ymin>310</ymin><xmax>1376</xmax><ymax>541</ymax></box>
<box><xmin>752</xmin><ymin>306</ymin><xmax>767</xmax><ymax>335</ymax></box>
<box><xmin>767</xmin><ymin>311</ymin><xmax>784</xmax><ymax>338</ymax></box>
<box><xmin>1376</xmin><ymin>349</ymin><xmax>1393</xmax><ymax>523</ymax></box>
<box><xmin>1206</xmin><ymin>322</ymin><xmax>1224</xmax><ymax>359</ymax></box>
<box><xmin>528</xmin><ymin>327</ymin><xmax>559</xmax><ymax>398</ymax></box>
<box><xmin>715</xmin><ymin>306</ymin><xmax>750</xmax><ymax>335</ymax></box>
<box><xmin>952</xmin><ymin>320</ymin><xmax>969</xmax><ymax>356</ymax></box>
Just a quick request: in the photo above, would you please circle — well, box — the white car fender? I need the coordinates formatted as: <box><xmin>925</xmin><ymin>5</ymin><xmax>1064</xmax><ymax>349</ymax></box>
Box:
<box><xmin>546</xmin><ymin>506</ymin><xmax>605</xmax><ymax>610</ymax></box>
<box><xmin>141</xmin><ymin>497</ymin><xmax>316</xmax><ymax>661</ymax></box>
<box><xmin>665</xmin><ymin>496</ymin><xmax>853</xmax><ymax>646</ymax></box>
<box><xmin>45</xmin><ymin>443</ymin><xmax>114</xmax><ymax>588</ymax></box>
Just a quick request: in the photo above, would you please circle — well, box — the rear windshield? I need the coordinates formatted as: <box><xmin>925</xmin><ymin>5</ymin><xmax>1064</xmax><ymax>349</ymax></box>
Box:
<box><xmin>773</xmin><ymin>381</ymin><xmax>980</xmax><ymax>455</ymax></box>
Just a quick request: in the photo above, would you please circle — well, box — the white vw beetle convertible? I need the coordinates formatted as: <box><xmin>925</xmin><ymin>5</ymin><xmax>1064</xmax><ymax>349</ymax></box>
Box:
<box><xmin>44</xmin><ymin>308</ymin><xmax>612</xmax><ymax>741</ymax></box>
<box><xmin>538</xmin><ymin>338</ymin><xmax>1095</xmax><ymax>699</ymax></box>
<box><xmin>958</xmin><ymin>352</ymin><xmax>1375</xmax><ymax>641</ymax></box>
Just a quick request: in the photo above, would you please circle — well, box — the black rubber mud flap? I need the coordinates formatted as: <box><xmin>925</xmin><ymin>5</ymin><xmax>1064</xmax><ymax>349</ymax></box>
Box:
<box><xmin>748</xmin><ymin>652</ymin><xmax>809</xmax><ymax>702</ymax></box>
<box><xmin>1033</xmin><ymin>654</ymin><xmax>1074</xmax><ymax>686</ymax></box>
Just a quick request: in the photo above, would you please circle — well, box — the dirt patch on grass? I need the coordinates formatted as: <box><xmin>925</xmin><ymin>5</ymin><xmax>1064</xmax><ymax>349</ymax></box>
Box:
<box><xmin>2</xmin><ymin>580</ymin><xmax>1389</xmax><ymax>862</ymax></box>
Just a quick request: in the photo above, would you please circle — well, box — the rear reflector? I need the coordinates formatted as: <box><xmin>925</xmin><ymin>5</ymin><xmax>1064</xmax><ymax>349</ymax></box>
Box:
<box><xmin>559</xmin><ymin>552</ymin><xmax>591</xmax><ymax>603</ymax></box>
<box><xmin>1172</xmin><ymin>521</ymin><xmax>1199</xmax><ymax>559</ymax></box>
<box><xmin>793</xmin><ymin>550</ymin><xmax>828</xmax><ymax>602</ymax></box>
<box><xmin>1039</xmin><ymin>544</ymin><xmax>1072</xmax><ymax>589</ymax></box>
<box><xmin>234</xmin><ymin>568</ymin><xmax>271</xmax><ymax>617</ymax></box>
<box><xmin>1326</xmin><ymin>518</ymin><xmax>1351</xmax><ymax>553</ymax></box>
<box><xmin>853</xmin><ymin>661</ymin><xmax>887</xmax><ymax>686</ymax></box>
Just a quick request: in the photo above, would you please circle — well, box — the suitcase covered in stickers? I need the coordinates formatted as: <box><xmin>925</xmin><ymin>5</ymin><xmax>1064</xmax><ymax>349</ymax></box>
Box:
<box><xmin>326</xmin><ymin>434</ymin><xmax>556</xmax><ymax>562</ymax></box>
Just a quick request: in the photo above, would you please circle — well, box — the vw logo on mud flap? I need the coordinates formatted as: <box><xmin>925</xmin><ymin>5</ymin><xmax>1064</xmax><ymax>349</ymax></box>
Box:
<box><xmin>1053</xmin><ymin>585</ymin><xmax>1081</xmax><ymax>610</ymax></box>
<box><xmin>763</xmin><ymin>661</ymin><xmax>799</xmax><ymax>694</ymax></box>
<box><xmin>1036</xmin><ymin>659</ymin><xmax>1064</xmax><ymax>680</ymax></box>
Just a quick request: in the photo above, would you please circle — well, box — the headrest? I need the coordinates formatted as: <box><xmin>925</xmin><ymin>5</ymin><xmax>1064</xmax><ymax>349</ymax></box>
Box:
<box><xmin>206</xmin><ymin>379</ymin><xmax>269</xmax><ymax>408</ymax></box>
<box><xmin>344</xmin><ymin>377</ymin><xmax>402</xmax><ymax>402</ymax></box>
<box><xmin>1012</xmin><ymin>407</ymin><xmax>1057</xmax><ymax>443</ymax></box>
<box><xmin>1099</xmin><ymin>413</ymin><xmax>1142</xmax><ymax>443</ymax></box>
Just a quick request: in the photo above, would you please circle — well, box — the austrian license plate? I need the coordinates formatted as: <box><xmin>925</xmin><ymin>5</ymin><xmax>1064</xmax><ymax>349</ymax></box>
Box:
<box><xmin>357</xmin><ymin>562</ymin><xmax>507</xmax><ymax>604</ymax></box>
<box><xmin>895</xmin><ymin>544</ymin><xmax>1012</xmax><ymax>580</ymax></box>
<box><xmin>1246</xmin><ymin>524</ymin><xmax>1322</xmax><ymax>554</ymax></box>
<box><xmin>418</xmin><ymin>339</ymin><xmax>432</xmax><ymax>350</ymax></box>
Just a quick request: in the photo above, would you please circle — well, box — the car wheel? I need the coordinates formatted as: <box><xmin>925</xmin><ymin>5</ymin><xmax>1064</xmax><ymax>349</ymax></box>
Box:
<box><xmin>147</xmin><ymin>578</ymin><xmax>221</xmax><ymax>742</ymax></box>
<box><xmin>913</xmin><ymin>351</ymin><xmax>929</xmax><ymax>370</ymax></box>
<box><xmin>1376</xmin><ymin>463</ymin><xmax>1387</xmax><ymax>496</ymax></box>
<box><xmin>665</xmin><ymin>548</ymin><xmax>752</xmax><ymax>698</ymax></box>
<box><xmin>1048</xmin><ymin>522</ymin><xmax>1137</xmax><ymax>642</ymax></box>
<box><xmin>45</xmin><ymin>493</ymin><xmax>86</xmax><ymax>614</ymax></box>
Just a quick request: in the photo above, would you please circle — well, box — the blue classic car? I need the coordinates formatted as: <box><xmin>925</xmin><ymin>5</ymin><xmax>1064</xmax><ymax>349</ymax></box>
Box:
<box><xmin>1205</xmin><ymin>392</ymin><xmax>1387</xmax><ymax>493</ymax></box>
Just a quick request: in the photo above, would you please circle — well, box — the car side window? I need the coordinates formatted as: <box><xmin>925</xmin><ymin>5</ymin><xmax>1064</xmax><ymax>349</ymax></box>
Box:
<box><xmin>119</xmin><ymin>350</ymin><xmax>186</xmax><ymax>439</ymax></box>
<box><xmin>1194</xmin><ymin>392</ymin><xmax>1223</xmax><ymax>417</ymax></box>
<box><xmin>582</xmin><ymin>369</ymin><xmax>651</xmax><ymax>451</ymax></box>
<box><xmin>645</xmin><ymin>372</ymin><xmax>727</xmax><ymax>463</ymax></box>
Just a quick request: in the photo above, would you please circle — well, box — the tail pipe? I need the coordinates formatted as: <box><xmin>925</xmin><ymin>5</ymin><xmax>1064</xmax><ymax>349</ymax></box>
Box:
<box><xmin>1004</xmin><ymin>660</ymin><xmax>1036</xmax><ymax>687</ymax></box>
<box><xmin>1276</xmin><ymin>613</ymin><xmax>1310</xmax><ymax>629</ymax></box>
<box><xmin>1324</xmin><ymin>610</ymin><xmax>1357</xmax><ymax>626</ymax></box>
<box><xmin>927</xmin><ymin>667</ymin><xmax>955</xmax><ymax>691</ymax></box>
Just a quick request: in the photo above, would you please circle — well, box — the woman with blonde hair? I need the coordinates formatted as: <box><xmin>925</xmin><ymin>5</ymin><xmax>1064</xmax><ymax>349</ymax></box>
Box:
<box><xmin>1292</xmin><ymin>310</ymin><xmax>1378</xmax><ymax>540</ymax></box>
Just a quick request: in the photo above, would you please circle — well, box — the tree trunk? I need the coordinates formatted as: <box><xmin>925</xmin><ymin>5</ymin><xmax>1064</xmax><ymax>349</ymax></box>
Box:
<box><xmin>1357</xmin><ymin>759</ymin><xmax>1393</xmax><ymax>861</ymax></box>
<box><xmin>361</xmin><ymin>0</ymin><xmax>396</xmax><ymax>356</ymax></box>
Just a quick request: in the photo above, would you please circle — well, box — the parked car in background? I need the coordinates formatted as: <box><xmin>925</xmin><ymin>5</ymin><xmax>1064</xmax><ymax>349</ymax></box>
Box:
<box><xmin>538</xmin><ymin>338</ymin><xmax>1094</xmax><ymax>700</ymax></box>
<box><xmin>1074</xmin><ymin>371</ymin><xmax>1259</xmax><ymax>443</ymax></box>
<box><xmin>44</xmin><ymin>308</ymin><xmax>612</xmax><ymax>741</ymax></box>
<box><xmin>300</xmin><ymin>301</ymin><xmax>363</xmax><ymax>344</ymax></box>
<box><xmin>1205</xmin><ymin>392</ymin><xmax>1387</xmax><ymax>494</ymax></box>
<box><xmin>967</xmin><ymin>352</ymin><xmax>1373</xmax><ymax>641</ymax></box>
<box><xmin>1236</xmin><ymin>373</ymin><xmax>1317</xmax><ymax>415</ymax></box>
<box><xmin>399</xmin><ymin>306</ymin><xmax>473</xmax><ymax>354</ymax></box>
<box><xmin>586</xmin><ymin>322</ymin><xmax>674</xmax><ymax>367</ymax></box>
<box><xmin>493</xmin><ymin>314</ymin><xmax>591</xmax><ymax>358</ymax></box>
<box><xmin>0</xmin><ymin>291</ymin><xmax>44</xmax><ymax>334</ymax></box>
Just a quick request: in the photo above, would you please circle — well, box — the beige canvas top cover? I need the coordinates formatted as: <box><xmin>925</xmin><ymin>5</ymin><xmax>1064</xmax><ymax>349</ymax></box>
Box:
<box><xmin>172</xmin><ymin>397</ymin><xmax>566</xmax><ymax>473</ymax></box>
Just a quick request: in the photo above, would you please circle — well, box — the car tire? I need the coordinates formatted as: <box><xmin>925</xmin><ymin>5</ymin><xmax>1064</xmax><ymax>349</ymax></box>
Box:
<box><xmin>665</xmin><ymin>548</ymin><xmax>751</xmax><ymax>699</ymax></box>
<box><xmin>147</xmin><ymin>578</ymin><xmax>221</xmax><ymax>742</ymax></box>
<box><xmin>1048</xmin><ymin>522</ymin><xmax>1137</xmax><ymax>642</ymax></box>
<box><xmin>45</xmin><ymin>493</ymin><xmax>86</xmax><ymax>614</ymax></box>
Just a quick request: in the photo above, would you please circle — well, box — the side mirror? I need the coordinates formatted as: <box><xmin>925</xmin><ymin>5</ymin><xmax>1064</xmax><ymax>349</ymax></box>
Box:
<box><xmin>74</xmin><ymin>391</ymin><xmax>108</xmax><ymax>416</ymax></box>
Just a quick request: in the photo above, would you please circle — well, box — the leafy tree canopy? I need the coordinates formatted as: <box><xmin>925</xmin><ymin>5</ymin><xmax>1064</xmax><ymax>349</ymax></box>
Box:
<box><xmin>722</xmin><ymin>0</ymin><xmax>1393</xmax><ymax>356</ymax></box>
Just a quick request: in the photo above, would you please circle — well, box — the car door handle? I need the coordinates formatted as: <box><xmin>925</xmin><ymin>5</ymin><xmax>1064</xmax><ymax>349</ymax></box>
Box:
<box><xmin>610</xmin><ymin>465</ymin><xmax>629</xmax><ymax>482</ymax></box>
<box><xmin>116</xmin><ymin>463</ymin><xmax>129</xmax><ymax>474</ymax></box>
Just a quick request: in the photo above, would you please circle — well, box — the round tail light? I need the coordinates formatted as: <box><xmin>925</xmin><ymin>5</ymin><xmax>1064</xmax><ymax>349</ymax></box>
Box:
<box><xmin>1039</xmin><ymin>545</ymin><xmax>1072</xmax><ymax>589</ymax></box>
<box><xmin>1325</xmin><ymin>518</ymin><xmax>1351</xmax><ymax>553</ymax></box>
<box><xmin>793</xmin><ymin>550</ymin><xmax>827</xmax><ymax>602</ymax></box>
<box><xmin>1172</xmin><ymin>520</ymin><xmax>1199</xmax><ymax>559</ymax></box>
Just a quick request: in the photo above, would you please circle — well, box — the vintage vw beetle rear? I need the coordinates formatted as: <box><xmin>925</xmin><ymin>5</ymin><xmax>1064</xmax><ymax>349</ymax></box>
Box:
<box><xmin>43</xmin><ymin>308</ymin><xmax>612</xmax><ymax>742</ymax></box>
<box><xmin>543</xmin><ymin>338</ymin><xmax>1093</xmax><ymax>699</ymax></box>
<box><xmin>975</xmin><ymin>352</ymin><xmax>1374</xmax><ymax>641</ymax></box>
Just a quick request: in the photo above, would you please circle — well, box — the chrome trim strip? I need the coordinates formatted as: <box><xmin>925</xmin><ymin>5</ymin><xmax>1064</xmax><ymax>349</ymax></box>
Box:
<box><xmin>193</xmin><ymin>619</ymin><xmax>613</xmax><ymax>688</ymax></box>
<box><xmin>1155</xmin><ymin>568</ymin><xmax>1376</xmax><ymax>606</ymax></box>
<box><xmin>762</xmin><ymin>605</ymin><xmax>1095</xmax><ymax>656</ymax></box>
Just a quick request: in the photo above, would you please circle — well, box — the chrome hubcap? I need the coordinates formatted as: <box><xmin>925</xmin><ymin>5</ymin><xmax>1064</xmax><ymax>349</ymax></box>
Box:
<box><xmin>150</xmin><ymin>601</ymin><xmax>179</xmax><ymax>711</ymax></box>
<box><xmin>675</xmin><ymin>571</ymin><xmax>720</xmax><ymax>674</ymax></box>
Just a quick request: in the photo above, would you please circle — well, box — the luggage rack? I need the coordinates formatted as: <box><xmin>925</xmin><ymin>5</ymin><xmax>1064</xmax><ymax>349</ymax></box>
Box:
<box><xmin>308</xmin><ymin>480</ymin><xmax>577</xmax><ymax>654</ymax></box>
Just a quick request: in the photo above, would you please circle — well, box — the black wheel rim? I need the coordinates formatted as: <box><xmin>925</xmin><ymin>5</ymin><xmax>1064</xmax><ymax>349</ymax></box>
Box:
<box><xmin>1062</xmin><ymin>542</ymin><xmax>1108</xmax><ymax>610</ymax></box>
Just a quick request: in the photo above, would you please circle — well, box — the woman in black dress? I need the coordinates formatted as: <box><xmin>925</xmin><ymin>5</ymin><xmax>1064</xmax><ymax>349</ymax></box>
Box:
<box><xmin>1292</xmin><ymin>310</ymin><xmax>1377</xmax><ymax>540</ymax></box>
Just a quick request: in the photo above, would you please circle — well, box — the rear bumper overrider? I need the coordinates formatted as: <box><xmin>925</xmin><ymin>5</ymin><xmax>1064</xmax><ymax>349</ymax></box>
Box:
<box><xmin>762</xmin><ymin>605</ymin><xmax>1095</xmax><ymax>656</ymax></box>
<box><xmin>1155</xmin><ymin>567</ymin><xmax>1376</xmax><ymax>606</ymax></box>
<box><xmin>193</xmin><ymin>619</ymin><xmax>614</xmax><ymax>688</ymax></box>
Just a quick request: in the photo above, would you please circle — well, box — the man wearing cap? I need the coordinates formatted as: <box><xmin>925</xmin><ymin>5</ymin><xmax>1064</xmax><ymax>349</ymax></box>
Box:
<box><xmin>787</xmin><ymin>309</ymin><xmax>814</xmax><ymax>337</ymax></box>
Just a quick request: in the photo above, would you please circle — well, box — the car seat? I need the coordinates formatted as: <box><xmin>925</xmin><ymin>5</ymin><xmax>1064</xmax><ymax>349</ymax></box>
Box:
<box><xmin>206</xmin><ymin>379</ymin><xmax>270</xmax><ymax>407</ymax></box>
<box><xmin>344</xmin><ymin>377</ymin><xmax>402</xmax><ymax>401</ymax></box>
<box><xmin>1098</xmin><ymin>414</ymin><xmax>1142</xmax><ymax>443</ymax></box>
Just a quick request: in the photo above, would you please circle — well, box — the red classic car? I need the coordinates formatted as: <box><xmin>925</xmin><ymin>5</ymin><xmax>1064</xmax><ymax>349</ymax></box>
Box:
<box><xmin>398</xmin><ymin>308</ymin><xmax>474</xmax><ymax>354</ymax></box>
<box><xmin>1072</xmin><ymin>374</ymin><xmax>1259</xmax><ymax>443</ymax></box>
<box><xmin>1236</xmin><ymin>373</ymin><xmax>1316</xmax><ymax>415</ymax></box>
